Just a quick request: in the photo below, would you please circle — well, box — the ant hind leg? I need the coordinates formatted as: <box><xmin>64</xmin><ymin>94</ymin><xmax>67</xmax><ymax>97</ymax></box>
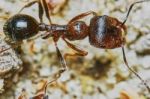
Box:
<box><xmin>0</xmin><ymin>38</ymin><xmax>22</xmax><ymax>54</ymax></box>
<box><xmin>42</xmin><ymin>0</ymin><xmax>52</xmax><ymax>24</ymax></box>
<box><xmin>18</xmin><ymin>0</ymin><xmax>39</xmax><ymax>13</ymax></box>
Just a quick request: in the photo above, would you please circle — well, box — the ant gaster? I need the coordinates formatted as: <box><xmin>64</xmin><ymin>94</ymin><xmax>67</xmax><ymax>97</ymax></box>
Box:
<box><xmin>0</xmin><ymin>0</ymin><xmax>150</xmax><ymax>97</ymax></box>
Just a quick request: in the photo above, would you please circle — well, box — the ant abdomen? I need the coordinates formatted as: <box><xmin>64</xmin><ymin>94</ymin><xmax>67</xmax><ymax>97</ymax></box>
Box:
<box><xmin>3</xmin><ymin>14</ymin><xmax>39</xmax><ymax>42</ymax></box>
<box><xmin>65</xmin><ymin>21</ymin><xmax>88</xmax><ymax>41</ymax></box>
<box><xmin>89</xmin><ymin>15</ymin><xmax>126</xmax><ymax>49</ymax></box>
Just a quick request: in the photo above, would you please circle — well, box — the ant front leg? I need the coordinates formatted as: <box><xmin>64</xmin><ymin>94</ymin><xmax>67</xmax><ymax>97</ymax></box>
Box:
<box><xmin>63</xmin><ymin>38</ymin><xmax>88</xmax><ymax>59</ymax></box>
<box><xmin>122</xmin><ymin>46</ymin><xmax>150</xmax><ymax>93</ymax></box>
<box><xmin>68</xmin><ymin>11</ymin><xmax>97</xmax><ymax>24</ymax></box>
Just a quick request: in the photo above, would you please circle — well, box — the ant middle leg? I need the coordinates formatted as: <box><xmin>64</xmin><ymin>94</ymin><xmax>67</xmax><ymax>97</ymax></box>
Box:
<box><xmin>68</xmin><ymin>11</ymin><xmax>97</xmax><ymax>24</ymax></box>
<box><xmin>62</xmin><ymin>38</ymin><xmax>88</xmax><ymax>59</ymax></box>
<box><xmin>122</xmin><ymin>46</ymin><xmax>150</xmax><ymax>93</ymax></box>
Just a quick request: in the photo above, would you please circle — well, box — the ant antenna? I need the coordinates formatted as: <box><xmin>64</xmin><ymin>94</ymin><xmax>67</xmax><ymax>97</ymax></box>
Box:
<box><xmin>122</xmin><ymin>47</ymin><xmax>150</xmax><ymax>93</ymax></box>
<box><xmin>122</xmin><ymin>0</ymin><xmax>150</xmax><ymax>25</ymax></box>
<box><xmin>121</xmin><ymin>0</ymin><xmax>150</xmax><ymax>92</ymax></box>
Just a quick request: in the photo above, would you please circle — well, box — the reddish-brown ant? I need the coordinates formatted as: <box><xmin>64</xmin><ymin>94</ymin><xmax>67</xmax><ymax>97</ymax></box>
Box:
<box><xmin>0</xmin><ymin>0</ymin><xmax>150</xmax><ymax>98</ymax></box>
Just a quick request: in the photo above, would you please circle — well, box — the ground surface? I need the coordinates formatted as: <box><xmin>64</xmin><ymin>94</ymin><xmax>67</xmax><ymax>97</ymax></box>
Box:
<box><xmin>0</xmin><ymin>0</ymin><xmax>150</xmax><ymax>99</ymax></box>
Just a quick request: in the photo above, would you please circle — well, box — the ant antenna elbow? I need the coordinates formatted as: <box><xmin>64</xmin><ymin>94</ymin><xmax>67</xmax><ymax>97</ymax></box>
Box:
<box><xmin>122</xmin><ymin>0</ymin><xmax>150</xmax><ymax>25</ymax></box>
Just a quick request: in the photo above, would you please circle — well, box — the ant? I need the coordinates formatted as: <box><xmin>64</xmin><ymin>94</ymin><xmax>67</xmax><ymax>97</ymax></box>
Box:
<box><xmin>0</xmin><ymin>0</ymin><xmax>150</xmax><ymax>98</ymax></box>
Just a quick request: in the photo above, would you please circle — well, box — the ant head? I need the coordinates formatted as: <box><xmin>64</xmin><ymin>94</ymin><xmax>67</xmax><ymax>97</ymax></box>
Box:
<box><xmin>66</xmin><ymin>21</ymin><xmax>88</xmax><ymax>41</ymax></box>
<box><xmin>3</xmin><ymin>14</ymin><xmax>39</xmax><ymax>42</ymax></box>
<box><xmin>89</xmin><ymin>15</ymin><xmax>126</xmax><ymax>49</ymax></box>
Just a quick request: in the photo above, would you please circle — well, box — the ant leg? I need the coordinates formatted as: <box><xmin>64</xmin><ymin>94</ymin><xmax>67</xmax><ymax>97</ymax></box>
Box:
<box><xmin>29</xmin><ymin>80</ymin><xmax>48</xmax><ymax>99</ymax></box>
<box><xmin>18</xmin><ymin>0</ymin><xmax>39</xmax><ymax>13</ymax></box>
<box><xmin>42</xmin><ymin>0</ymin><xmax>52</xmax><ymax>24</ymax></box>
<box><xmin>18</xmin><ymin>0</ymin><xmax>44</xmax><ymax>23</ymax></box>
<box><xmin>63</xmin><ymin>38</ymin><xmax>88</xmax><ymax>59</ymax></box>
<box><xmin>40</xmin><ymin>0</ymin><xmax>52</xmax><ymax>39</ymax></box>
<box><xmin>0</xmin><ymin>38</ymin><xmax>12</xmax><ymax>53</ymax></box>
<box><xmin>18</xmin><ymin>88</ymin><xmax>28</xmax><ymax>99</ymax></box>
<box><xmin>38</xmin><ymin>0</ymin><xmax>44</xmax><ymax>23</ymax></box>
<box><xmin>122</xmin><ymin>47</ymin><xmax>150</xmax><ymax>93</ymax></box>
<box><xmin>0</xmin><ymin>47</ymin><xmax>11</xmax><ymax>53</ymax></box>
<box><xmin>0</xmin><ymin>38</ymin><xmax>22</xmax><ymax>54</ymax></box>
<box><xmin>0</xmin><ymin>44</ymin><xmax>20</xmax><ymax>54</ymax></box>
<box><xmin>69</xmin><ymin>11</ymin><xmax>97</xmax><ymax>24</ymax></box>
<box><xmin>43</xmin><ymin>41</ymin><xmax>67</xmax><ymax>96</ymax></box>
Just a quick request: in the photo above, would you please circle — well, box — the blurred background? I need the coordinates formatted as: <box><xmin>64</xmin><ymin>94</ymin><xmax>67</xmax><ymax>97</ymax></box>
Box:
<box><xmin>0</xmin><ymin>0</ymin><xmax>150</xmax><ymax>99</ymax></box>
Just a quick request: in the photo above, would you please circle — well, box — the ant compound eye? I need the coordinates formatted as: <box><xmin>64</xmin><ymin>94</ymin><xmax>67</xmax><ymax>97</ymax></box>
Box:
<box><xmin>3</xmin><ymin>14</ymin><xmax>39</xmax><ymax>41</ymax></box>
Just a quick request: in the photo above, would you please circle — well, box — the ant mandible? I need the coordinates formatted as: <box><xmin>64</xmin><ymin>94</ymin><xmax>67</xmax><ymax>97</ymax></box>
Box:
<box><xmin>0</xmin><ymin>0</ymin><xmax>150</xmax><ymax>97</ymax></box>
